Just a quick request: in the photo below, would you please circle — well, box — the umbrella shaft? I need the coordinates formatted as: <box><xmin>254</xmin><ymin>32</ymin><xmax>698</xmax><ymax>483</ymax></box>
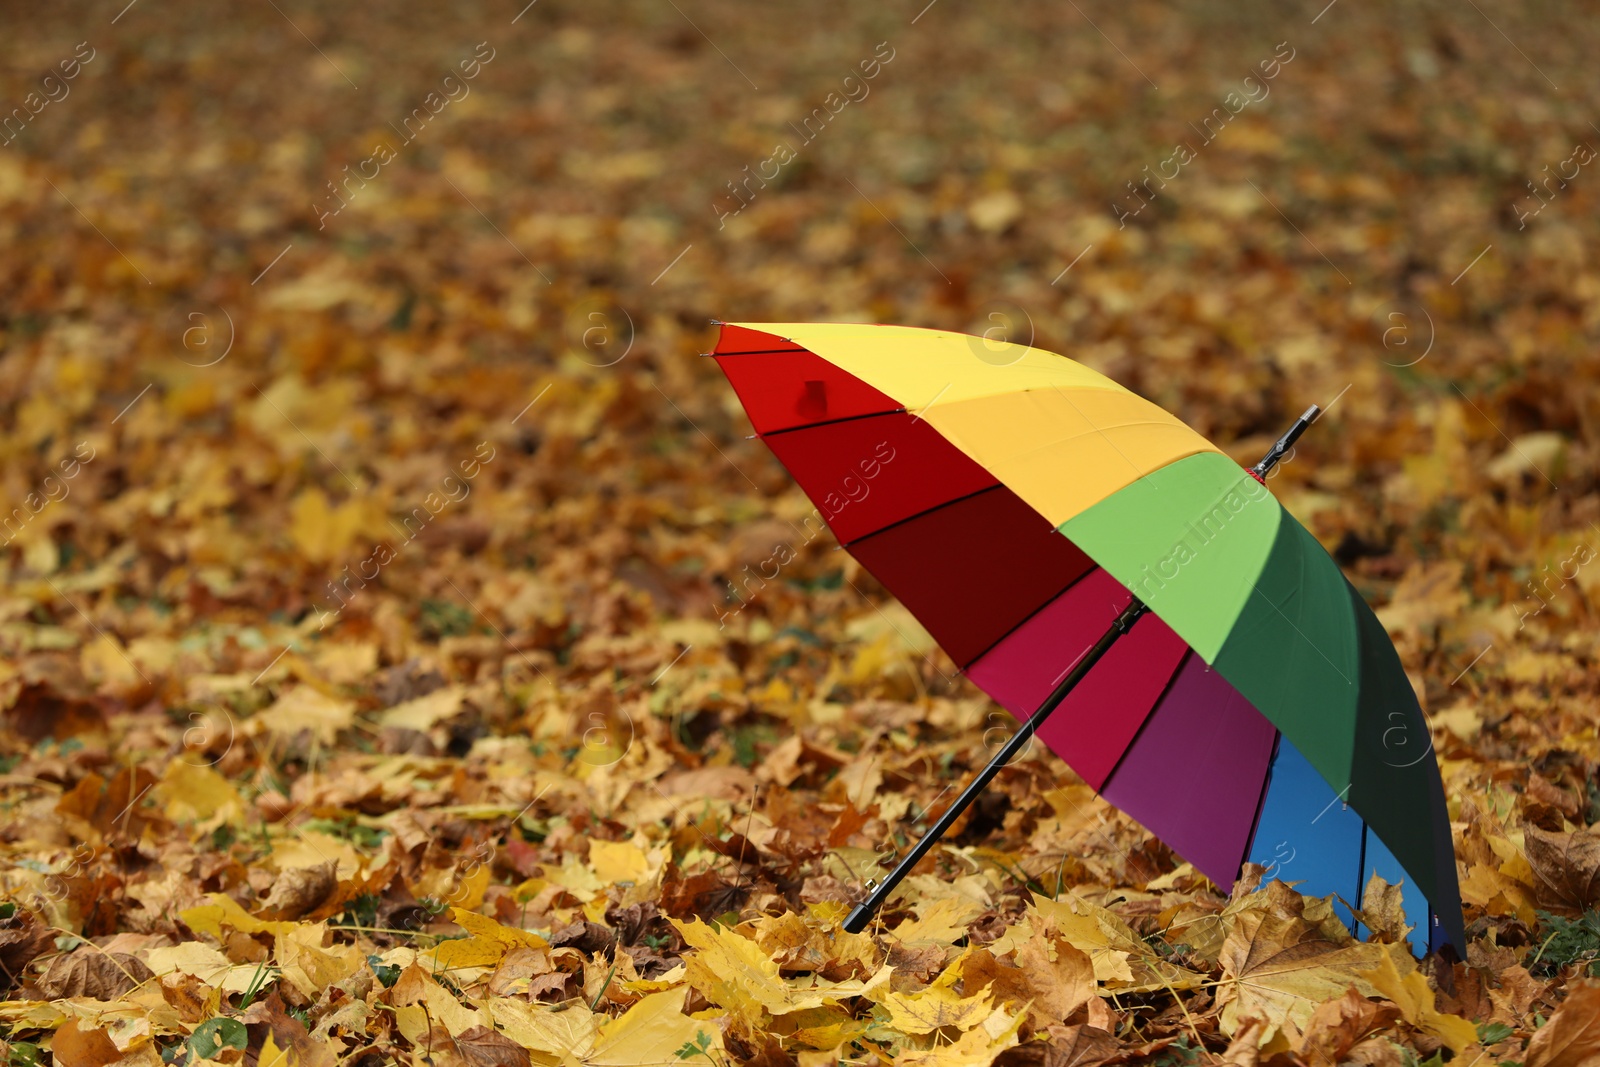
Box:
<box><xmin>841</xmin><ymin>595</ymin><xmax>1149</xmax><ymax>934</ymax></box>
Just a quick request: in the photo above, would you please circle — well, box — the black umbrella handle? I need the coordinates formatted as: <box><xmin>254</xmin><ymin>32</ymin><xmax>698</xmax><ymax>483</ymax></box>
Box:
<box><xmin>842</xmin><ymin>596</ymin><xmax>1149</xmax><ymax>934</ymax></box>
<box><xmin>1250</xmin><ymin>404</ymin><xmax>1321</xmax><ymax>480</ymax></box>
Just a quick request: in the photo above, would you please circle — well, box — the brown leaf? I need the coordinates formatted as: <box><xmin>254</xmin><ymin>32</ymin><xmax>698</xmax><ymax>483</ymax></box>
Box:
<box><xmin>423</xmin><ymin>1025</ymin><xmax>532</xmax><ymax>1067</ymax></box>
<box><xmin>55</xmin><ymin>766</ymin><xmax>161</xmax><ymax>839</ymax></box>
<box><xmin>1351</xmin><ymin>873</ymin><xmax>1410</xmax><ymax>943</ymax></box>
<box><xmin>241</xmin><ymin>990</ymin><xmax>339</xmax><ymax>1067</ymax></box>
<box><xmin>1525</xmin><ymin>827</ymin><xmax>1600</xmax><ymax>914</ymax></box>
<box><xmin>549</xmin><ymin>920</ymin><xmax>615</xmax><ymax>956</ymax></box>
<box><xmin>1039</xmin><ymin>1025</ymin><xmax>1122</xmax><ymax>1067</ymax></box>
<box><xmin>825</xmin><ymin>803</ymin><xmax>872</xmax><ymax>848</ymax></box>
<box><xmin>49</xmin><ymin>1019</ymin><xmax>122</xmax><ymax>1067</ymax></box>
<box><xmin>3</xmin><ymin>681</ymin><xmax>108</xmax><ymax>745</ymax></box>
<box><xmin>1218</xmin><ymin>1016</ymin><xmax>1267</xmax><ymax>1067</ymax></box>
<box><xmin>1297</xmin><ymin>988</ymin><xmax>1402</xmax><ymax>1067</ymax></box>
<box><xmin>1010</xmin><ymin>928</ymin><xmax>1096</xmax><ymax>1024</ymax></box>
<box><xmin>257</xmin><ymin>860</ymin><xmax>339</xmax><ymax>920</ymax></box>
<box><xmin>34</xmin><ymin>950</ymin><xmax>154</xmax><ymax>1000</ymax></box>
<box><xmin>1527</xmin><ymin>774</ymin><xmax>1582</xmax><ymax>826</ymax></box>
<box><xmin>527</xmin><ymin>971</ymin><xmax>573</xmax><ymax>1001</ymax></box>
<box><xmin>886</xmin><ymin>940</ymin><xmax>947</xmax><ymax>984</ymax></box>
<box><xmin>1526</xmin><ymin>982</ymin><xmax>1600</xmax><ymax>1067</ymax></box>
<box><xmin>159</xmin><ymin>971</ymin><xmax>215</xmax><ymax>1023</ymax></box>
<box><xmin>0</xmin><ymin>906</ymin><xmax>55</xmax><ymax>992</ymax></box>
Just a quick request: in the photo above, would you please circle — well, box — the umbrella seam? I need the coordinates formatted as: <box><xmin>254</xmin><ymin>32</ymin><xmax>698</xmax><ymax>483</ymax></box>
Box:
<box><xmin>957</xmin><ymin>554</ymin><xmax>1108</xmax><ymax>672</ymax></box>
<box><xmin>1238</xmin><ymin>729</ymin><xmax>1283</xmax><ymax>888</ymax></box>
<box><xmin>1095</xmin><ymin>644</ymin><xmax>1195</xmax><ymax>793</ymax></box>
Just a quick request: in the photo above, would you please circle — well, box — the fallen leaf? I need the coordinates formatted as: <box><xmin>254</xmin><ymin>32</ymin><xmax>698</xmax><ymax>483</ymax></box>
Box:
<box><xmin>49</xmin><ymin>1018</ymin><xmax>121</xmax><ymax>1067</ymax></box>
<box><xmin>1297</xmin><ymin>987</ymin><xmax>1402</xmax><ymax>1067</ymax></box>
<box><xmin>34</xmin><ymin>951</ymin><xmax>154</xmax><ymax>1000</ymax></box>
<box><xmin>1526</xmin><ymin>981</ymin><xmax>1600</xmax><ymax>1067</ymax></box>
<box><xmin>258</xmin><ymin>860</ymin><xmax>338</xmax><ymax>919</ymax></box>
<box><xmin>588</xmin><ymin>987</ymin><xmax>722</xmax><ymax>1065</ymax></box>
<box><xmin>1525</xmin><ymin>827</ymin><xmax>1600</xmax><ymax>914</ymax></box>
<box><xmin>1358</xmin><ymin>943</ymin><xmax>1476</xmax><ymax>1053</ymax></box>
<box><xmin>421</xmin><ymin>1024</ymin><xmax>532</xmax><ymax>1067</ymax></box>
<box><xmin>1213</xmin><ymin>906</ymin><xmax>1385</xmax><ymax>1045</ymax></box>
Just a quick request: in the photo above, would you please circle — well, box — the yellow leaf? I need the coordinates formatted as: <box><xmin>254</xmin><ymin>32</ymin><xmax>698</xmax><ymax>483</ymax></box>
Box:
<box><xmin>155</xmin><ymin>760</ymin><xmax>245</xmax><ymax>826</ymax></box>
<box><xmin>486</xmin><ymin>997</ymin><xmax>600</xmax><ymax>1062</ymax></box>
<box><xmin>896</xmin><ymin>1005</ymin><xmax>1025</xmax><ymax>1066</ymax></box>
<box><xmin>998</xmin><ymin>893</ymin><xmax>1204</xmax><ymax>993</ymax></box>
<box><xmin>144</xmin><ymin>942</ymin><xmax>264</xmax><ymax>993</ymax></box>
<box><xmin>589</xmin><ymin>839</ymin><xmax>652</xmax><ymax>885</ymax></box>
<box><xmin>312</xmin><ymin>641</ymin><xmax>378</xmax><ymax>685</ymax></box>
<box><xmin>1358</xmin><ymin>944</ymin><xmax>1477</xmax><ymax>1053</ymax></box>
<box><xmin>428</xmin><ymin>908</ymin><xmax>549</xmax><ymax>971</ymax></box>
<box><xmin>451</xmin><ymin>908</ymin><xmax>549</xmax><ymax>949</ymax></box>
<box><xmin>379</xmin><ymin>685</ymin><xmax>465</xmax><ymax>730</ymax></box>
<box><xmin>259</xmin><ymin>1029</ymin><xmax>288</xmax><ymax>1067</ymax></box>
<box><xmin>1351</xmin><ymin>873</ymin><xmax>1411</xmax><ymax>944</ymax></box>
<box><xmin>259</xmin><ymin>684</ymin><xmax>355</xmax><ymax>746</ymax></box>
<box><xmin>589</xmin><ymin>987</ymin><xmax>722</xmax><ymax>1066</ymax></box>
<box><xmin>781</xmin><ymin>1005</ymin><xmax>874</xmax><ymax>1050</ymax></box>
<box><xmin>451</xmin><ymin>864</ymin><xmax>492</xmax><ymax>913</ymax></box>
<box><xmin>80</xmin><ymin>634</ymin><xmax>142</xmax><ymax>692</ymax></box>
<box><xmin>1213</xmin><ymin>908</ymin><xmax>1386</xmax><ymax>1046</ymax></box>
<box><xmin>391</xmin><ymin>964</ymin><xmax>490</xmax><ymax>1039</ymax></box>
<box><xmin>881</xmin><ymin>981</ymin><xmax>994</xmax><ymax>1035</ymax></box>
<box><xmin>275</xmin><ymin>923</ymin><xmax>365</xmax><ymax>999</ymax></box>
<box><xmin>672</xmin><ymin>917</ymin><xmax>824</xmax><ymax>1028</ymax></box>
<box><xmin>288</xmin><ymin>487</ymin><xmax>368</xmax><ymax>564</ymax></box>
<box><xmin>893</xmin><ymin>896</ymin><xmax>983</xmax><ymax>946</ymax></box>
<box><xmin>180</xmin><ymin>893</ymin><xmax>297</xmax><ymax>939</ymax></box>
<box><xmin>265</xmin><ymin>831</ymin><xmax>363</xmax><ymax>879</ymax></box>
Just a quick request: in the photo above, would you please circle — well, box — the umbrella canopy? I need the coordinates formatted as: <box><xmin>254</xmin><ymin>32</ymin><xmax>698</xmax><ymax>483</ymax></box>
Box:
<box><xmin>712</xmin><ymin>321</ymin><xmax>1464</xmax><ymax>954</ymax></box>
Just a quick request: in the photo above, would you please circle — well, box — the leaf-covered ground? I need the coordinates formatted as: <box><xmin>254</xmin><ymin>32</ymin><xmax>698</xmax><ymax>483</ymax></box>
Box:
<box><xmin>2</xmin><ymin>0</ymin><xmax>1599</xmax><ymax>1064</ymax></box>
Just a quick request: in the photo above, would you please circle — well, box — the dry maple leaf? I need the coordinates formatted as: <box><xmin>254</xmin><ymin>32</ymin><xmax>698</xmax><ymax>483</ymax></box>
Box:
<box><xmin>1213</xmin><ymin>906</ymin><xmax>1386</xmax><ymax>1046</ymax></box>
<box><xmin>0</xmin><ymin>906</ymin><xmax>55</xmax><ymax>993</ymax></box>
<box><xmin>33</xmin><ymin>950</ymin><xmax>154</xmax><ymax>1001</ymax></box>
<box><xmin>1350</xmin><ymin>873</ymin><xmax>1411</xmax><ymax>944</ymax></box>
<box><xmin>1525</xmin><ymin>827</ymin><xmax>1600</xmax><ymax>915</ymax></box>
<box><xmin>586</xmin><ymin>987</ymin><xmax>723</xmax><ymax>1065</ymax></box>
<box><xmin>881</xmin><ymin>981</ymin><xmax>996</xmax><ymax>1036</ymax></box>
<box><xmin>1297</xmin><ymin>987</ymin><xmax>1402</xmax><ymax>1067</ymax></box>
<box><xmin>1357</xmin><ymin>943</ymin><xmax>1477</xmax><ymax>1053</ymax></box>
<box><xmin>1525</xmin><ymin>982</ymin><xmax>1600</xmax><ymax>1067</ymax></box>
<box><xmin>671</xmin><ymin>916</ymin><xmax>809</xmax><ymax>1029</ymax></box>
<box><xmin>1001</xmin><ymin>1024</ymin><xmax>1120</xmax><ymax>1067</ymax></box>
<box><xmin>421</xmin><ymin>1024</ymin><xmax>532</xmax><ymax>1067</ymax></box>
<box><xmin>893</xmin><ymin>1004</ymin><xmax>1024</xmax><ymax>1066</ymax></box>
<box><xmin>257</xmin><ymin>860</ymin><xmax>339</xmax><ymax>920</ymax></box>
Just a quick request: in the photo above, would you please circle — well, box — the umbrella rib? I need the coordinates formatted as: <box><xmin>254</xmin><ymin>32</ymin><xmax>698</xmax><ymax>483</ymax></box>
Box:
<box><xmin>1246</xmin><ymin>583</ymin><xmax>1352</xmax><ymax>685</ymax></box>
<box><xmin>1236</xmin><ymin>730</ymin><xmax>1282</xmax><ymax>884</ymax></box>
<box><xmin>839</xmin><ymin>483</ymin><xmax>1004</xmax><ymax>549</ymax></box>
<box><xmin>1047</xmin><ymin>385</ymin><xmax>1156</xmax><ymax>482</ymax></box>
<box><xmin>760</xmin><ymin>407</ymin><xmax>906</xmax><ymax>438</ymax></box>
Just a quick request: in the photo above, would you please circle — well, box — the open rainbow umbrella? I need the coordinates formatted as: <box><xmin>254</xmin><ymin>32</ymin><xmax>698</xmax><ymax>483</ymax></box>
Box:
<box><xmin>711</xmin><ymin>321</ymin><xmax>1463</xmax><ymax>954</ymax></box>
